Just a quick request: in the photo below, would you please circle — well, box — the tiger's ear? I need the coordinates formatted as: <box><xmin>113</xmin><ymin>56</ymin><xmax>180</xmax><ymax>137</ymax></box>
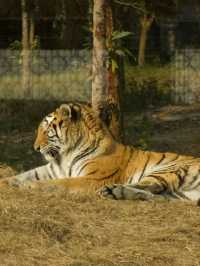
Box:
<box><xmin>59</xmin><ymin>104</ymin><xmax>81</xmax><ymax>122</ymax></box>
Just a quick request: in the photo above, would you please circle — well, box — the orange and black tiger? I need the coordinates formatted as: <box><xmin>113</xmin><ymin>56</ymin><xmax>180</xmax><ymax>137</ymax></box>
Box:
<box><xmin>1</xmin><ymin>102</ymin><xmax>200</xmax><ymax>204</ymax></box>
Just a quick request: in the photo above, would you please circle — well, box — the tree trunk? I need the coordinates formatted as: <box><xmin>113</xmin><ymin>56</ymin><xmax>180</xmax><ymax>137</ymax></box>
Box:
<box><xmin>92</xmin><ymin>0</ymin><xmax>108</xmax><ymax>118</ymax></box>
<box><xmin>92</xmin><ymin>0</ymin><xmax>123</xmax><ymax>142</ymax></box>
<box><xmin>105</xmin><ymin>2</ymin><xmax>123</xmax><ymax>141</ymax></box>
<box><xmin>138</xmin><ymin>14</ymin><xmax>154</xmax><ymax>67</ymax></box>
<box><xmin>21</xmin><ymin>0</ymin><xmax>31</xmax><ymax>98</ymax></box>
<box><xmin>29</xmin><ymin>10</ymin><xmax>35</xmax><ymax>48</ymax></box>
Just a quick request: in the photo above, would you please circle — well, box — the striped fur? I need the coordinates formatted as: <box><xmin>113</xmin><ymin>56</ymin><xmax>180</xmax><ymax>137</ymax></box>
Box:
<box><xmin>1</xmin><ymin>102</ymin><xmax>200</xmax><ymax>204</ymax></box>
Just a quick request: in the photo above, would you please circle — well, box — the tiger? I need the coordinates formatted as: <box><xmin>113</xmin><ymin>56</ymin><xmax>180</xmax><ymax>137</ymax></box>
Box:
<box><xmin>1</xmin><ymin>101</ymin><xmax>200</xmax><ymax>204</ymax></box>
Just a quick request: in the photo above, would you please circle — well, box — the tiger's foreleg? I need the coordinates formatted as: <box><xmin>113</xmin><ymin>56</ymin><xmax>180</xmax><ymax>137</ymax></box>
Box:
<box><xmin>37</xmin><ymin>176</ymin><xmax>107</xmax><ymax>193</ymax></box>
<box><xmin>0</xmin><ymin>170</ymin><xmax>114</xmax><ymax>194</ymax></box>
<box><xmin>0</xmin><ymin>162</ymin><xmax>65</xmax><ymax>188</ymax></box>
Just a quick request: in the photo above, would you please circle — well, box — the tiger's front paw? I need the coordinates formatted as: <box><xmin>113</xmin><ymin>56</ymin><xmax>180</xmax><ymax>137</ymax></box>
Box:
<box><xmin>0</xmin><ymin>177</ymin><xmax>31</xmax><ymax>188</ymax></box>
<box><xmin>0</xmin><ymin>176</ymin><xmax>19</xmax><ymax>188</ymax></box>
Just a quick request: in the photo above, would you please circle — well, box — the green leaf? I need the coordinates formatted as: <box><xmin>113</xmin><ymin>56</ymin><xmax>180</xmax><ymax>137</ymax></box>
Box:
<box><xmin>115</xmin><ymin>49</ymin><xmax>126</xmax><ymax>57</ymax></box>
<box><xmin>82</xmin><ymin>25</ymin><xmax>93</xmax><ymax>33</ymax></box>
<box><xmin>123</xmin><ymin>48</ymin><xmax>135</xmax><ymax>58</ymax></box>
<box><xmin>112</xmin><ymin>31</ymin><xmax>133</xmax><ymax>41</ymax></box>
<box><xmin>111</xmin><ymin>59</ymin><xmax>118</xmax><ymax>73</ymax></box>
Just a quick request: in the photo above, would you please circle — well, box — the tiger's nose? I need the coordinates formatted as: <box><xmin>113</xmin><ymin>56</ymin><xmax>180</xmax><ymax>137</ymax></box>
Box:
<box><xmin>34</xmin><ymin>128</ymin><xmax>48</xmax><ymax>152</ymax></box>
<box><xmin>34</xmin><ymin>142</ymin><xmax>41</xmax><ymax>152</ymax></box>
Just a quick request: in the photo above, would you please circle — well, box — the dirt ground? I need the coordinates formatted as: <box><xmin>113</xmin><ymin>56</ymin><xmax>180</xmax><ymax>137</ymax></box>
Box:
<box><xmin>0</xmin><ymin>103</ymin><xmax>200</xmax><ymax>266</ymax></box>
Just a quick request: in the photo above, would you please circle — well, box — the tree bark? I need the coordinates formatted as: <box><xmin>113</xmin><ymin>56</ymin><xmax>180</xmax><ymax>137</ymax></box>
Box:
<box><xmin>105</xmin><ymin>1</ymin><xmax>123</xmax><ymax>141</ymax></box>
<box><xmin>92</xmin><ymin>0</ymin><xmax>123</xmax><ymax>142</ymax></box>
<box><xmin>21</xmin><ymin>0</ymin><xmax>31</xmax><ymax>98</ymax></box>
<box><xmin>92</xmin><ymin>0</ymin><xmax>108</xmax><ymax>118</ymax></box>
<box><xmin>138</xmin><ymin>14</ymin><xmax>154</xmax><ymax>67</ymax></box>
<box><xmin>29</xmin><ymin>10</ymin><xmax>35</xmax><ymax>48</ymax></box>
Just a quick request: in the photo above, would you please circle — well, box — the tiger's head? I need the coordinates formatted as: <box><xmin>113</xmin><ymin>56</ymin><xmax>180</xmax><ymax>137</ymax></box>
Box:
<box><xmin>33</xmin><ymin>102</ymin><xmax>105</xmax><ymax>162</ymax></box>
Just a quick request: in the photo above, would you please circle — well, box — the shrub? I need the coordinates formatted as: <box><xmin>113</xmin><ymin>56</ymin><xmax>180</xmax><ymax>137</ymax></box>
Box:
<box><xmin>123</xmin><ymin>64</ymin><xmax>174</xmax><ymax>111</ymax></box>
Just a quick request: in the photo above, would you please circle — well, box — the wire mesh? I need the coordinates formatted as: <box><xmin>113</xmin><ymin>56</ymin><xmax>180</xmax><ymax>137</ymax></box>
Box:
<box><xmin>0</xmin><ymin>49</ymin><xmax>92</xmax><ymax>101</ymax></box>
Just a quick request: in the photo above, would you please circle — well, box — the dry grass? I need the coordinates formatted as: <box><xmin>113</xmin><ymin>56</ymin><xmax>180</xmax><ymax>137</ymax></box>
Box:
<box><xmin>0</xmin><ymin>186</ymin><xmax>199</xmax><ymax>266</ymax></box>
<box><xmin>0</xmin><ymin>164</ymin><xmax>16</xmax><ymax>178</ymax></box>
<box><xmin>1</xmin><ymin>102</ymin><xmax>200</xmax><ymax>266</ymax></box>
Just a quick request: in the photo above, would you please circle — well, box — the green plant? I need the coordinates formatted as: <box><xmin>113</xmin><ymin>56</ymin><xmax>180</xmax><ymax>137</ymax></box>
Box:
<box><xmin>107</xmin><ymin>30</ymin><xmax>134</xmax><ymax>72</ymax></box>
<box><xmin>82</xmin><ymin>26</ymin><xmax>134</xmax><ymax>71</ymax></box>
<box><xmin>8</xmin><ymin>37</ymin><xmax>41</xmax><ymax>68</ymax></box>
<box><xmin>31</xmin><ymin>35</ymin><xmax>40</xmax><ymax>50</ymax></box>
<box><xmin>9</xmin><ymin>36</ymin><xmax>40</xmax><ymax>51</ymax></box>
<box><xmin>9</xmin><ymin>40</ymin><xmax>22</xmax><ymax>50</ymax></box>
<box><xmin>123</xmin><ymin>64</ymin><xmax>173</xmax><ymax>110</ymax></box>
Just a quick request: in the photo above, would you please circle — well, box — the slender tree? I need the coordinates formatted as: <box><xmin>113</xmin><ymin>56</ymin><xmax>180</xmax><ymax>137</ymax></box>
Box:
<box><xmin>92</xmin><ymin>0</ymin><xmax>107</xmax><ymax>118</ymax></box>
<box><xmin>21</xmin><ymin>0</ymin><xmax>39</xmax><ymax>97</ymax></box>
<box><xmin>29</xmin><ymin>5</ymin><xmax>36</xmax><ymax>47</ymax></box>
<box><xmin>115</xmin><ymin>0</ymin><xmax>177</xmax><ymax>66</ymax></box>
<box><xmin>21</xmin><ymin>0</ymin><xmax>31</xmax><ymax>97</ymax></box>
<box><xmin>137</xmin><ymin>1</ymin><xmax>177</xmax><ymax>66</ymax></box>
<box><xmin>138</xmin><ymin>13</ymin><xmax>154</xmax><ymax>66</ymax></box>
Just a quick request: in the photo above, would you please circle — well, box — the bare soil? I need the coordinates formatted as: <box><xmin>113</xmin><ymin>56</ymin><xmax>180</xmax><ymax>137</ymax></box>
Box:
<box><xmin>0</xmin><ymin>104</ymin><xmax>200</xmax><ymax>266</ymax></box>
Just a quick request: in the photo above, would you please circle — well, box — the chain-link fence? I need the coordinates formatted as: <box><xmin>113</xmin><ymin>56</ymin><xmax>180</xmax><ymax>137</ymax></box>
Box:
<box><xmin>174</xmin><ymin>49</ymin><xmax>200</xmax><ymax>104</ymax></box>
<box><xmin>0</xmin><ymin>49</ymin><xmax>91</xmax><ymax>100</ymax></box>
<box><xmin>0</xmin><ymin>48</ymin><xmax>200</xmax><ymax>104</ymax></box>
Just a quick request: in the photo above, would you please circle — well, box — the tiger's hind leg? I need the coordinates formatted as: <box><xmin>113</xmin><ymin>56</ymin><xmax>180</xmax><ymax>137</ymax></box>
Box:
<box><xmin>100</xmin><ymin>184</ymin><xmax>156</xmax><ymax>200</ymax></box>
<box><xmin>100</xmin><ymin>173</ymin><xmax>181</xmax><ymax>201</ymax></box>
